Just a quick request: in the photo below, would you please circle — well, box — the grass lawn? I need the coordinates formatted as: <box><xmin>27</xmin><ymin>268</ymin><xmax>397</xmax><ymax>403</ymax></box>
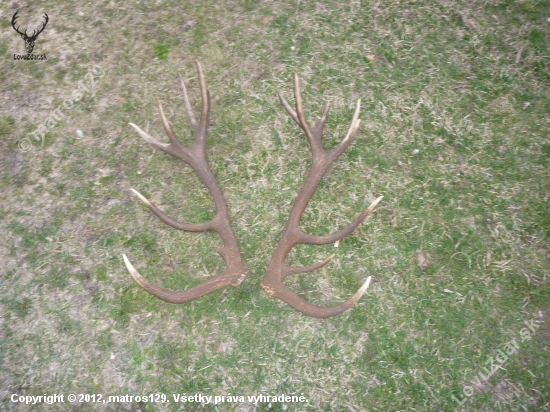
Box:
<box><xmin>1</xmin><ymin>0</ymin><xmax>549</xmax><ymax>410</ymax></box>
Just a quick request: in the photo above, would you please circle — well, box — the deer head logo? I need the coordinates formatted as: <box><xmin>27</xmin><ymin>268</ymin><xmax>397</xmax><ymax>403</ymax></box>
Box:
<box><xmin>11</xmin><ymin>10</ymin><xmax>49</xmax><ymax>54</ymax></box>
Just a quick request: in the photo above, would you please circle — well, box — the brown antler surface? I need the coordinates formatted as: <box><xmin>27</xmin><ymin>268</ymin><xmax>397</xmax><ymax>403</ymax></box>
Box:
<box><xmin>260</xmin><ymin>74</ymin><xmax>383</xmax><ymax>318</ymax></box>
<box><xmin>123</xmin><ymin>61</ymin><xmax>248</xmax><ymax>303</ymax></box>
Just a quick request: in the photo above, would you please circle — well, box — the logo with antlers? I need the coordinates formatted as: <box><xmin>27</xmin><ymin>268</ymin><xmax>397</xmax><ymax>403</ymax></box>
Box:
<box><xmin>11</xmin><ymin>9</ymin><xmax>49</xmax><ymax>54</ymax></box>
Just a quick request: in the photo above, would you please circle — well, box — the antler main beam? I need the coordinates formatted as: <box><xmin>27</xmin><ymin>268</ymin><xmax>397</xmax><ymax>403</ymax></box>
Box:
<box><xmin>260</xmin><ymin>74</ymin><xmax>383</xmax><ymax>318</ymax></box>
<box><xmin>123</xmin><ymin>61</ymin><xmax>248</xmax><ymax>303</ymax></box>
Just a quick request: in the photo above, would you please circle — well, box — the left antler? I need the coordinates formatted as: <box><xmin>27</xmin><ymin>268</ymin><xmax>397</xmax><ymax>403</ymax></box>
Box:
<box><xmin>260</xmin><ymin>74</ymin><xmax>383</xmax><ymax>318</ymax></box>
<box><xmin>123</xmin><ymin>61</ymin><xmax>248</xmax><ymax>303</ymax></box>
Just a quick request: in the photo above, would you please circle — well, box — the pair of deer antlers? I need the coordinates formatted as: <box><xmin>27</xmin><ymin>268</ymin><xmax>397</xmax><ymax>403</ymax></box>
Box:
<box><xmin>122</xmin><ymin>62</ymin><xmax>383</xmax><ymax>318</ymax></box>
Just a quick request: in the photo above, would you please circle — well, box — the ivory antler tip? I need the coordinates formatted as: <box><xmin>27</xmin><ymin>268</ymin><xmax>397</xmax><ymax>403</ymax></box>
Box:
<box><xmin>129</xmin><ymin>188</ymin><xmax>152</xmax><ymax>206</ymax></box>
<box><xmin>359</xmin><ymin>276</ymin><xmax>372</xmax><ymax>294</ymax></box>
<box><xmin>367</xmin><ymin>196</ymin><xmax>384</xmax><ymax>211</ymax></box>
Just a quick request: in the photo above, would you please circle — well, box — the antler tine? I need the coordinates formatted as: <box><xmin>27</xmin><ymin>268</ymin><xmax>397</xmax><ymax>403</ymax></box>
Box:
<box><xmin>129</xmin><ymin>188</ymin><xmax>213</xmax><ymax>232</ymax></box>
<box><xmin>179</xmin><ymin>73</ymin><xmax>199</xmax><ymax>135</ymax></box>
<box><xmin>158</xmin><ymin>101</ymin><xmax>182</xmax><ymax>149</ymax></box>
<box><xmin>284</xmin><ymin>254</ymin><xmax>335</xmax><ymax>278</ymax></box>
<box><xmin>263</xmin><ymin>276</ymin><xmax>372</xmax><ymax>319</ymax></box>
<box><xmin>312</xmin><ymin>102</ymin><xmax>331</xmax><ymax>136</ymax></box>
<box><xmin>293</xmin><ymin>74</ymin><xmax>309</xmax><ymax>131</ymax></box>
<box><xmin>123</xmin><ymin>62</ymin><xmax>248</xmax><ymax>304</ymax></box>
<box><xmin>298</xmin><ymin>196</ymin><xmax>383</xmax><ymax>245</ymax></box>
<box><xmin>332</xmin><ymin>99</ymin><xmax>362</xmax><ymax>157</ymax></box>
<box><xmin>260</xmin><ymin>74</ymin><xmax>382</xmax><ymax>318</ymax></box>
<box><xmin>278</xmin><ymin>93</ymin><xmax>299</xmax><ymax>124</ymax></box>
<box><xmin>293</xmin><ymin>74</ymin><xmax>324</xmax><ymax>154</ymax></box>
<box><xmin>196</xmin><ymin>61</ymin><xmax>209</xmax><ymax>145</ymax></box>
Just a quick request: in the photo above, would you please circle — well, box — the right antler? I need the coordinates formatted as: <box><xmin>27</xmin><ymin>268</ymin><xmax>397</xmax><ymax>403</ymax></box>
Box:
<box><xmin>260</xmin><ymin>74</ymin><xmax>383</xmax><ymax>318</ymax></box>
<box><xmin>123</xmin><ymin>61</ymin><xmax>248</xmax><ymax>303</ymax></box>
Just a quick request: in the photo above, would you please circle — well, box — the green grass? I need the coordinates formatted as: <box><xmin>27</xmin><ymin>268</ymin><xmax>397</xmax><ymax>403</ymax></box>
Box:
<box><xmin>154</xmin><ymin>43</ymin><xmax>170</xmax><ymax>60</ymax></box>
<box><xmin>0</xmin><ymin>115</ymin><xmax>15</xmax><ymax>136</ymax></box>
<box><xmin>0</xmin><ymin>0</ymin><xmax>549</xmax><ymax>411</ymax></box>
